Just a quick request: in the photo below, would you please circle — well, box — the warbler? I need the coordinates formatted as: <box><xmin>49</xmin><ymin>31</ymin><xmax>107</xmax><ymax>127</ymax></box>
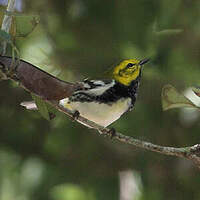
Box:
<box><xmin>0</xmin><ymin>56</ymin><xmax>149</xmax><ymax>127</ymax></box>
<box><xmin>59</xmin><ymin>58</ymin><xmax>149</xmax><ymax>127</ymax></box>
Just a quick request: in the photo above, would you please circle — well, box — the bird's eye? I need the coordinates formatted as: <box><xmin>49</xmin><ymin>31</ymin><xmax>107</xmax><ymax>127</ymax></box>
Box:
<box><xmin>126</xmin><ymin>63</ymin><xmax>134</xmax><ymax>68</ymax></box>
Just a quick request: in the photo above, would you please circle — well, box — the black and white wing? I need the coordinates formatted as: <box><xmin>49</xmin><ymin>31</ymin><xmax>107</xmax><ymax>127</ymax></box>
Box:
<box><xmin>70</xmin><ymin>79</ymin><xmax>115</xmax><ymax>102</ymax></box>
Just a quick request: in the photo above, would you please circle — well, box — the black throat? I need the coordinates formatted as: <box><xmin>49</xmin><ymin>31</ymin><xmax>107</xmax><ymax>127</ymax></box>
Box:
<box><xmin>115</xmin><ymin>78</ymin><xmax>140</xmax><ymax>100</ymax></box>
<box><xmin>95</xmin><ymin>76</ymin><xmax>141</xmax><ymax>105</ymax></box>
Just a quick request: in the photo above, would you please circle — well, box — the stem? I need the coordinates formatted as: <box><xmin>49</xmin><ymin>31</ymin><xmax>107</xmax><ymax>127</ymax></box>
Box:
<box><xmin>1</xmin><ymin>0</ymin><xmax>16</xmax><ymax>55</ymax></box>
<box><xmin>54</xmin><ymin>104</ymin><xmax>200</xmax><ymax>169</ymax></box>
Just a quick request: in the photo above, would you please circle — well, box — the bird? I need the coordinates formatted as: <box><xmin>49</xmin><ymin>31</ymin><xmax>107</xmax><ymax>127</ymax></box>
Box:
<box><xmin>0</xmin><ymin>56</ymin><xmax>149</xmax><ymax>128</ymax></box>
<box><xmin>59</xmin><ymin>58</ymin><xmax>149</xmax><ymax>127</ymax></box>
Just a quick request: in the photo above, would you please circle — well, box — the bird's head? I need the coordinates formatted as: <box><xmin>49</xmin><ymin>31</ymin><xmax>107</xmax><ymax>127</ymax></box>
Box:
<box><xmin>113</xmin><ymin>58</ymin><xmax>149</xmax><ymax>86</ymax></box>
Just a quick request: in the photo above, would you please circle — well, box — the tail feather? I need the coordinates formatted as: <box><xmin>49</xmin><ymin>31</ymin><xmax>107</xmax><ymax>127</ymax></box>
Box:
<box><xmin>0</xmin><ymin>56</ymin><xmax>83</xmax><ymax>100</ymax></box>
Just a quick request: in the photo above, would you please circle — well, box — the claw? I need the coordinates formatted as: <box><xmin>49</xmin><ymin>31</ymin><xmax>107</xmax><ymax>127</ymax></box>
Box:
<box><xmin>98</xmin><ymin>127</ymin><xmax>116</xmax><ymax>139</ymax></box>
<box><xmin>108</xmin><ymin>128</ymin><xmax>116</xmax><ymax>139</ymax></box>
<box><xmin>72</xmin><ymin>110</ymin><xmax>80</xmax><ymax>121</ymax></box>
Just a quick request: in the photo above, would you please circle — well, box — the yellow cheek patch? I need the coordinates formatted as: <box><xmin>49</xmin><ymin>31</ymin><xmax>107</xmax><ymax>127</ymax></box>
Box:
<box><xmin>112</xmin><ymin>59</ymin><xmax>141</xmax><ymax>86</ymax></box>
<box><xmin>113</xmin><ymin>66</ymin><xmax>140</xmax><ymax>86</ymax></box>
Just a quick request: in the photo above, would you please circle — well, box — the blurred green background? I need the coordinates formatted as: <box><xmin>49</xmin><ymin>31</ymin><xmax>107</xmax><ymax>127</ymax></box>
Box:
<box><xmin>1</xmin><ymin>0</ymin><xmax>200</xmax><ymax>199</ymax></box>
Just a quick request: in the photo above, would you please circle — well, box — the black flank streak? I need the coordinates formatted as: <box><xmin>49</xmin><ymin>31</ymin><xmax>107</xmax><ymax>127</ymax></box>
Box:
<box><xmin>70</xmin><ymin>75</ymin><xmax>141</xmax><ymax>108</ymax></box>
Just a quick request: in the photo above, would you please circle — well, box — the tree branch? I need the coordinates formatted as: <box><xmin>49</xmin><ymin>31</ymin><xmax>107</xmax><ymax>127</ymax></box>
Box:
<box><xmin>1</xmin><ymin>56</ymin><xmax>200</xmax><ymax>169</ymax></box>
<box><xmin>54</xmin><ymin>103</ymin><xmax>200</xmax><ymax>168</ymax></box>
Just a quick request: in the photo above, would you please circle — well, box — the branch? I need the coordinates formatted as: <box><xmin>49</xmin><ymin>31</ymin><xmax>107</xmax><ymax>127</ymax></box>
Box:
<box><xmin>1</xmin><ymin>56</ymin><xmax>200</xmax><ymax>169</ymax></box>
<box><xmin>1</xmin><ymin>0</ymin><xmax>15</xmax><ymax>55</ymax></box>
<box><xmin>54</xmin><ymin>103</ymin><xmax>200</xmax><ymax>168</ymax></box>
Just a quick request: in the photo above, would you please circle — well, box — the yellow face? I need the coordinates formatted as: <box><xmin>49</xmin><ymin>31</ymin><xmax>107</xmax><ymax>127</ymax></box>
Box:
<box><xmin>113</xmin><ymin>59</ymin><xmax>149</xmax><ymax>86</ymax></box>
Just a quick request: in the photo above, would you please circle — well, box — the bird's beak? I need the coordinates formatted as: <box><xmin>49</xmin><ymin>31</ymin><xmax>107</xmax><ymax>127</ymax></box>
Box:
<box><xmin>139</xmin><ymin>58</ymin><xmax>150</xmax><ymax>66</ymax></box>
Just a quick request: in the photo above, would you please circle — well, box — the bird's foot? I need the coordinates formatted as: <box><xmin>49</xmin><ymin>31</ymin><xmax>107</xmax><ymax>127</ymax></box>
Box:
<box><xmin>108</xmin><ymin>127</ymin><xmax>116</xmax><ymax>139</ymax></box>
<box><xmin>72</xmin><ymin>110</ymin><xmax>80</xmax><ymax>121</ymax></box>
<box><xmin>100</xmin><ymin>127</ymin><xmax>116</xmax><ymax>139</ymax></box>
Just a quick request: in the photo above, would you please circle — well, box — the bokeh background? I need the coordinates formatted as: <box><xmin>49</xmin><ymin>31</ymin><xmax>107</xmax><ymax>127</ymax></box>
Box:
<box><xmin>1</xmin><ymin>0</ymin><xmax>200</xmax><ymax>199</ymax></box>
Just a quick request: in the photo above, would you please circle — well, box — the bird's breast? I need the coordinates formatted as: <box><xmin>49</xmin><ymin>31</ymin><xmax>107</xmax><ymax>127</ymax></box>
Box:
<box><xmin>59</xmin><ymin>97</ymin><xmax>132</xmax><ymax>127</ymax></box>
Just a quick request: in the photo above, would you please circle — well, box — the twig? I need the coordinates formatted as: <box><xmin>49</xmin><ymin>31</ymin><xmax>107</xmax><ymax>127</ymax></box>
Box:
<box><xmin>1</xmin><ymin>0</ymin><xmax>15</xmax><ymax>55</ymax></box>
<box><xmin>53</xmin><ymin>103</ymin><xmax>200</xmax><ymax>168</ymax></box>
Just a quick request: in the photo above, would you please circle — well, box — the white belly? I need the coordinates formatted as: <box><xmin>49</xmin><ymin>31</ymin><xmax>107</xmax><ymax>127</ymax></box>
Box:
<box><xmin>59</xmin><ymin>98</ymin><xmax>132</xmax><ymax>127</ymax></box>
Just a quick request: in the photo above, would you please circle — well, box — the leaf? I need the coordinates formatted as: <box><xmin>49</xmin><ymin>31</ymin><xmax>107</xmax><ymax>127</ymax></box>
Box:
<box><xmin>161</xmin><ymin>84</ymin><xmax>198</xmax><ymax>111</ymax></box>
<box><xmin>15</xmin><ymin>15</ymin><xmax>40</xmax><ymax>38</ymax></box>
<box><xmin>31</xmin><ymin>94</ymin><xmax>50</xmax><ymax>121</ymax></box>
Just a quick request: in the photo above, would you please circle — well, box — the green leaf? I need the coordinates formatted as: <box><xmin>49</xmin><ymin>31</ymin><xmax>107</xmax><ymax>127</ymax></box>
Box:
<box><xmin>15</xmin><ymin>15</ymin><xmax>39</xmax><ymax>38</ymax></box>
<box><xmin>161</xmin><ymin>84</ymin><xmax>198</xmax><ymax>111</ymax></box>
<box><xmin>31</xmin><ymin>94</ymin><xmax>50</xmax><ymax>121</ymax></box>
